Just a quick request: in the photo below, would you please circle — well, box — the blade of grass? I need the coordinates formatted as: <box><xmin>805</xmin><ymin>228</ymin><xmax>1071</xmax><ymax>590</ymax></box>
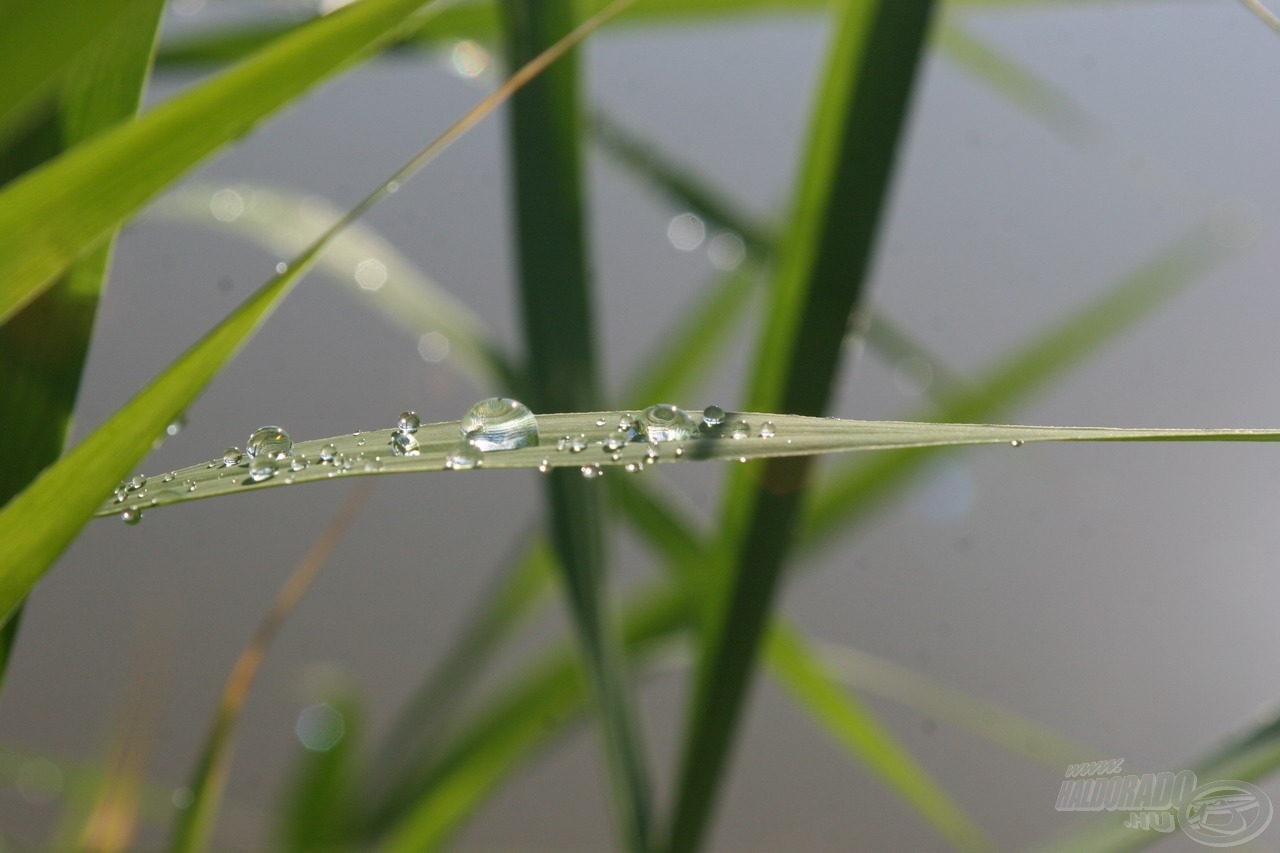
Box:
<box><xmin>279</xmin><ymin>692</ymin><xmax>362</xmax><ymax>852</ymax></box>
<box><xmin>667</xmin><ymin>4</ymin><xmax>938</xmax><ymax>850</ymax></box>
<box><xmin>0</xmin><ymin>0</ymin><xmax>155</xmax><ymax>142</ymax></box>
<box><xmin>172</xmin><ymin>482</ymin><xmax>372</xmax><ymax>853</ymax></box>
<box><xmin>0</xmin><ymin>0</ymin><xmax>635</xmax><ymax>628</ymax></box>
<box><xmin>500</xmin><ymin>1</ymin><xmax>651</xmax><ymax>849</ymax></box>
<box><xmin>0</xmin><ymin>0</ymin><xmax>449</xmax><ymax>327</ymax></box>
<box><xmin>0</xmin><ymin>0</ymin><xmax>165</xmax><ymax>699</ymax></box>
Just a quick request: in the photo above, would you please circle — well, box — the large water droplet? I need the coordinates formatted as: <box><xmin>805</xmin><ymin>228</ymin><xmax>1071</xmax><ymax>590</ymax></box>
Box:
<box><xmin>222</xmin><ymin>447</ymin><xmax>243</xmax><ymax>467</ymax></box>
<box><xmin>319</xmin><ymin>443</ymin><xmax>337</xmax><ymax>463</ymax></box>
<box><xmin>246</xmin><ymin>426</ymin><xmax>292</xmax><ymax>460</ymax></box>
<box><xmin>701</xmin><ymin>405</ymin><xmax>725</xmax><ymax>428</ymax></box>
<box><xmin>397</xmin><ymin>411</ymin><xmax>421</xmax><ymax>434</ymax></box>
<box><xmin>641</xmin><ymin>404</ymin><xmax>697</xmax><ymax>442</ymax></box>
<box><xmin>128</xmin><ymin>475</ymin><xmax>147</xmax><ymax>491</ymax></box>
<box><xmin>445</xmin><ymin>441</ymin><xmax>482</xmax><ymax>470</ymax></box>
<box><xmin>461</xmin><ymin>397</ymin><xmax>538</xmax><ymax>450</ymax></box>
<box><xmin>121</xmin><ymin>508</ymin><xmax>142</xmax><ymax>525</ymax></box>
<box><xmin>391</xmin><ymin>431</ymin><xmax>420</xmax><ymax>456</ymax></box>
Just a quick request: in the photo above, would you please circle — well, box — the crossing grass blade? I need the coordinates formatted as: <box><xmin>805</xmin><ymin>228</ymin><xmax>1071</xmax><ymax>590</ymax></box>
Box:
<box><xmin>0</xmin><ymin>0</ymin><xmax>448</xmax><ymax>327</ymax></box>
<box><xmin>667</xmin><ymin>4</ymin><xmax>938</xmax><ymax>850</ymax></box>
<box><xmin>500</xmin><ymin>2</ymin><xmax>652</xmax><ymax>850</ymax></box>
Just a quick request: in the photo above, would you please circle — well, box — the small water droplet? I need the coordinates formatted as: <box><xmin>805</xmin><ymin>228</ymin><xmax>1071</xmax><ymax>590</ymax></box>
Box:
<box><xmin>222</xmin><ymin>447</ymin><xmax>243</xmax><ymax>467</ymax></box>
<box><xmin>1009</xmin><ymin>439</ymin><xmax>1024</xmax><ymax>448</ymax></box>
<box><xmin>121</xmin><ymin>508</ymin><xmax>142</xmax><ymax>525</ymax></box>
<box><xmin>738</xmin><ymin>456</ymin><xmax>748</xmax><ymax>463</ymax></box>
<box><xmin>162</xmin><ymin>472</ymin><xmax>176</xmax><ymax>483</ymax></box>
<box><xmin>128</xmin><ymin>475</ymin><xmax>146</xmax><ymax>491</ymax></box>
<box><xmin>675</xmin><ymin>447</ymin><xmax>684</xmax><ymax>457</ymax></box>
<box><xmin>246</xmin><ymin>426</ymin><xmax>292</xmax><ymax>460</ymax></box>
<box><xmin>319</xmin><ymin>443</ymin><xmax>337</xmax><ymax>462</ymax></box>
<box><xmin>538</xmin><ymin>458</ymin><xmax>550</xmax><ymax>473</ymax></box>
<box><xmin>290</xmin><ymin>457</ymin><xmax>308</xmax><ymax>472</ymax></box>
<box><xmin>391</xmin><ymin>430</ymin><xmax>420</xmax><ymax>456</ymax></box>
<box><xmin>624</xmin><ymin>462</ymin><xmax>644</xmax><ymax>474</ymax></box>
<box><xmin>603</xmin><ymin>434</ymin><xmax>625</xmax><ymax>452</ymax></box>
<box><xmin>461</xmin><ymin>397</ymin><xmax>538</xmax><ymax>450</ymax></box>
<box><xmin>275</xmin><ymin>261</ymin><xmax>288</xmax><ymax>274</ymax></box>
<box><xmin>595</xmin><ymin>418</ymin><xmax>607</xmax><ymax>427</ymax></box>
<box><xmin>701</xmin><ymin>405</ymin><xmax>726</xmax><ymax>427</ymax></box>
<box><xmin>397</xmin><ymin>411</ymin><xmax>421</xmax><ymax>433</ymax></box>
<box><xmin>184</xmin><ymin>479</ymin><xmax>197</xmax><ymax>492</ymax></box>
<box><xmin>580</xmin><ymin>464</ymin><xmax>603</xmax><ymax>479</ymax></box>
<box><xmin>641</xmin><ymin>404</ymin><xmax>697</xmax><ymax>442</ymax></box>
<box><xmin>445</xmin><ymin>441</ymin><xmax>481</xmax><ymax>470</ymax></box>
<box><xmin>731</xmin><ymin>421</ymin><xmax>750</xmax><ymax>440</ymax></box>
<box><xmin>166</xmin><ymin>416</ymin><xmax>186</xmax><ymax>437</ymax></box>
<box><xmin>248</xmin><ymin>459</ymin><xmax>277</xmax><ymax>482</ymax></box>
<box><xmin>570</xmin><ymin>434</ymin><xmax>588</xmax><ymax>453</ymax></box>
<box><xmin>759</xmin><ymin>421</ymin><xmax>776</xmax><ymax>439</ymax></box>
<box><xmin>646</xmin><ymin>445</ymin><xmax>660</xmax><ymax>462</ymax></box>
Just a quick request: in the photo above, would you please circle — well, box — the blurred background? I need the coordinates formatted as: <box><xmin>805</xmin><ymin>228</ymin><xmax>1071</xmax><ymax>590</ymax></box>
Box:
<box><xmin>4</xmin><ymin>0</ymin><xmax>1280</xmax><ymax>849</ymax></box>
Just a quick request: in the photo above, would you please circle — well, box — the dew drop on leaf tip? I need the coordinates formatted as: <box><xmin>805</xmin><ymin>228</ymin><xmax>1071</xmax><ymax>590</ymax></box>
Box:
<box><xmin>460</xmin><ymin>397</ymin><xmax>538</xmax><ymax>451</ymax></box>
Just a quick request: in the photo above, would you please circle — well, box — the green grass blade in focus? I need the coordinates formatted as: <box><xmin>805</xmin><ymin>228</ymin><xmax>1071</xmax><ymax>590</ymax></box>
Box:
<box><xmin>0</xmin><ymin>0</ymin><xmax>445</xmax><ymax>326</ymax></box>
<box><xmin>667</xmin><ymin>4</ymin><xmax>937</xmax><ymax>850</ymax></box>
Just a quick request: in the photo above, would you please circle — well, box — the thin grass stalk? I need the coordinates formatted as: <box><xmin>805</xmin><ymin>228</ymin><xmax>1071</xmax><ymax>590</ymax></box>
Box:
<box><xmin>500</xmin><ymin>2</ymin><xmax>651</xmax><ymax>849</ymax></box>
<box><xmin>666</xmin><ymin>3</ymin><xmax>937</xmax><ymax>849</ymax></box>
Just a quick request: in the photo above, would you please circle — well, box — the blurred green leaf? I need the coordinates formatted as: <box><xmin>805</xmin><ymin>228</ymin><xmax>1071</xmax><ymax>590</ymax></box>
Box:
<box><xmin>279</xmin><ymin>694</ymin><xmax>361</xmax><ymax>852</ymax></box>
<box><xmin>0</xmin><ymin>0</ymin><xmax>445</xmax><ymax>327</ymax></box>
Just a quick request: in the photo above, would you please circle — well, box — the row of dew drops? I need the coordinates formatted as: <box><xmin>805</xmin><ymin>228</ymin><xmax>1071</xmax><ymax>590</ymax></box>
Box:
<box><xmin>113</xmin><ymin>399</ymin><xmax>780</xmax><ymax>525</ymax></box>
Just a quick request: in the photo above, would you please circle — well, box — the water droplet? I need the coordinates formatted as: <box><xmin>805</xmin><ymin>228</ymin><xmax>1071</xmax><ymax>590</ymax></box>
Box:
<box><xmin>222</xmin><ymin>447</ymin><xmax>243</xmax><ymax>467</ymax></box>
<box><xmin>290</xmin><ymin>457</ymin><xmax>308</xmax><ymax>472</ymax></box>
<box><xmin>675</xmin><ymin>447</ymin><xmax>685</xmax><ymax>457</ymax></box>
<box><xmin>759</xmin><ymin>421</ymin><xmax>776</xmax><ymax>439</ymax></box>
<box><xmin>319</xmin><ymin>443</ymin><xmax>337</xmax><ymax>462</ymax></box>
<box><xmin>391</xmin><ymin>430</ymin><xmax>420</xmax><ymax>456</ymax></box>
<box><xmin>246</xmin><ymin>426</ymin><xmax>292</xmax><ymax>460</ymax></box>
<box><xmin>538</xmin><ymin>458</ymin><xmax>550</xmax><ymax>473</ymax></box>
<box><xmin>445</xmin><ymin>441</ymin><xmax>481</xmax><ymax>470</ymax></box>
<box><xmin>595</xmin><ymin>418</ymin><xmax>607</xmax><ymax>427</ymax></box>
<box><xmin>731</xmin><ymin>421</ymin><xmax>750</xmax><ymax>440</ymax></box>
<box><xmin>618</xmin><ymin>417</ymin><xmax>642</xmax><ymax>443</ymax></box>
<box><xmin>166</xmin><ymin>416</ymin><xmax>186</xmax><ymax>437</ymax></box>
<box><xmin>557</xmin><ymin>435</ymin><xmax>570</xmax><ymax>452</ymax></box>
<box><xmin>570</xmin><ymin>434</ymin><xmax>588</xmax><ymax>453</ymax></box>
<box><xmin>162</xmin><ymin>472</ymin><xmax>176</xmax><ymax>483</ymax></box>
<box><xmin>460</xmin><ymin>397</ymin><xmax>538</xmax><ymax>450</ymax></box>
<box><xmin>646</xmin><ymin>445</ymin><xmax>660</xmax><ymax>462</ymax></box>
<box><xmin>1009</xmin><ymin>439</ymin><xmax>1024</xmax><ymax>448</ymax></box>
<box><xmin>397</xmin><ymin>411</ymin><xmax>420</xmax><ymax>433</ymax></box>
<box><xmin>275</xmin><ymin>261</ymin><xmax>289</xmax><ymax>274</ymax></box>
<box><xmin>184</xmin><ymin>479</ymin><xmax>197</xmax><ymax>492</ymax></box>
<box><xmin>701</xmin><ymin>405</ymin><xmax>725</xmax><ymax>428</ymax></box>
<box><xmin>624</xmin><ymin>462</ymin><xmax>644</xmax><ymax>474</ymax></box>
<box><xmin>641</xmin><ymin>404</ymin><xmax>697</xmax><ymax>442</ymax></box>
<box><xmin>738</xmin><ymin>456</ymin><xmax>748</xmax><ymax>463</ymax></box>
<box><xmin>121</xmin><ymin>508</ymin><xmax>142</xmax><ymax>525</ymax></box>
<box><xmin>580</xmin><ymin>464</ymin><xmax>603</xmax><ymax>479</ymax></box>
<box><xmin>248</xmin><ymin>460</ymin><xmax>277</xmax><ymax>482</ymax></box>
<box><xmin>603</xmin><ymin>434</ymin><xmax>625</xmax><ymax>452</ymax></box>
